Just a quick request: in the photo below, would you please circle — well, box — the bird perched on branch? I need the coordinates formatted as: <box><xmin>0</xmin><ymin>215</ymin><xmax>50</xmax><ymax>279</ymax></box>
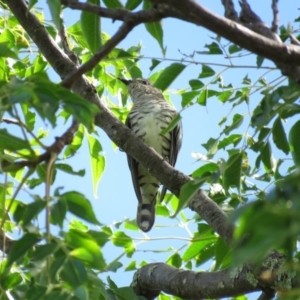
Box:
<box><xmin>119</xmin><ymin>78</ymin><xmax>182</xmax><ymax>232</ymax></box>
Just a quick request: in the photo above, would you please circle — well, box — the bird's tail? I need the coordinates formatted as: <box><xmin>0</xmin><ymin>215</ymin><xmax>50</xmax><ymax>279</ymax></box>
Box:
<box><xmin>136</xmin><ymin>199</ymin><xmax>156</xmax><ymax>232</ymax></box>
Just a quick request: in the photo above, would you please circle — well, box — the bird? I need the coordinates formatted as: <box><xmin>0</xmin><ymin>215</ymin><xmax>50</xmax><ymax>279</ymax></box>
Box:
<box><xmin>119</xmin><ymin>78</ymin><xmax>182</xmax><ymax>232</ymax></box>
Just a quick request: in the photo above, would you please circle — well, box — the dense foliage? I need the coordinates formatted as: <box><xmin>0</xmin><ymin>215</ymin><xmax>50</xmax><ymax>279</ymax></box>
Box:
<box><xmin>0</xmin><ymin>0</ymin><xmax>300</xmax><ymax>299</ymax></box>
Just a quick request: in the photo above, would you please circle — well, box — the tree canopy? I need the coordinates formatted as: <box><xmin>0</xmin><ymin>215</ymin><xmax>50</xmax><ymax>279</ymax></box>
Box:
<box><xmin>0</xmin><ymin>0</ymin><xmax>300</xmax><ymax>299</ymax></box>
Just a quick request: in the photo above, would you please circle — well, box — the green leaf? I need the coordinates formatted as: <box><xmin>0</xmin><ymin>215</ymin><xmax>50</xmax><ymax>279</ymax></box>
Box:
<box><xmin>55</xmin><ymin>163</ymin><xmax>85</xmax><ymax>176</ymax></box>
<box><xmin>167</xmin><ymin>253</ymin><xmax>182</xmax><ymax>268</ymax></box>
<box><xmin>21</xmin><ymin>102</ymin><xmax>36</xmax><ymax>131</ymax></box>
<box><xmin>176</xmin><ymin>180</ymin><xmax>204</xmax><ymax>216</ymax></box>
<box><xmin>47</xmin><ymin>0</ymin><xmax>62</xmax><ymax>30</ymax></box>
<box><xmin>32</xmin><ymin>243</ymin><xmax>58</xmax><ymax>261</ymax></box>
<box><xmin>197</xmin><ymin>42</ymin><xmax>223</xmax><ymax>55</ymax></box>
<box><xmin>192</xmin><ymin>162</ymin><xmax>219</xmax><ymax>178</ymax></box>
<box><xmin>272</xmin><ymin>117</ymin><xmax>289</xmax><ymax>155</ymax></box>
<box><xmin>28</xmin><ymin>0</ymin><xmax>38</xmax><ymax>10</ymax></box>
<box><xmin>112</xmin><ymin>287</ymin><xmax>141</xmax><ymax>300</ymax></box>
<box><xmin>61</xmin><ymin>259</ymin><xmax>87</xmax><ymax>288</ymax></box>
<box><xmin>81</xmin><ymin>0</ymin><xmax>102</xmax><ymax>53</ymax></box>
<box><xmin>143</xmin><ymin>0</ymin><xmax>164</xmax><ymax>52</ymax></box>
<box><xmin>2</xmin><ymin>272</ymin><xmax>22</xmax><ymax>290</ymax></box>
<box><xmin>65</xmin><ymin>229</ymin><xmax>106</xmax><ymax>269</ymax></box>
<box><xmin>7</xmin><ymin>233</ymin><xmax>40</xmax><ymax>267</ymax></box>
<box><xmin>19</xmin><ymin>199</ymin><xmax>46</xmax><ymax>226</ymax></box>
<box><xmin>111</xmin><ymin>231</ymin><xmax>133</xmax><ymax>248</ymax></box>
<box><xmin>60</xmin><ymin>191</ymin><xmax>101</xmax><ymax>225</ymax></box>
<box><xmin>215</xmin><ymin>237</ymin><xmax>231</xmax><ymax>270</ymax></box>
<box><xmin>256</xmin><ymin>55</ymin><xmax>264</xmax><ymax>67</ymax></box>
<box><xmin>154</xmin><ymin>63</ymin><xmax>186</xmax><ymax>91</ymax></box>
<box><xmin>202</xmin><ymin>137</ymin><xmax>218</xmax><ymax>158</ymax></box>
<box><xmin>107</xmin><ymin>261</ymin><xmax>123</xmax><ymax>272</ymax></box>
<box><xmin>64</xmin><ymin>124</ymin><xmax>84</xmax><ymax>158</ymax></box>
<box><xmin>279</xmin><ymin>103</ymin><xmax>300</xmax><ymax>118</ymax></box>
<box><xmin>289</xmin><ymin>120</ymin><xmax>300</xmax><ymax>167</ymax></box>
<box><xmin>199</xmin><ymin>64</ymin><xmax>215</xmax><ymax>78</ymax></box>
<box><xmin>87</xmin><ymin>133</ymin><xmax>106</xmax><ymax>197</ymax></box>
<box><xmin>125</xmin><ymin>260</ymin><xmax>136</xmax><ymax>271</ymax></box>
<box><xmin>74</xmin><ymin>286</ymin><xmax>89</xmax><ymax>300</ymax></box>
<box><xmin>160</xmin><ymin>114</ymin><xmax>181</xmax><ymax>135</ymax></box>
<box><xmin>223</xmin><ymin>113</ymin><xmax>244</xmax><ymax>135</ymax></box>
<box><xmin>182</xmin><ymin>233</ymin><xmax>217</xmax><ymax>261</ymax></box>
<box><xmin>149</xmin><ymin>59</ymin><xmax>161</xmax><ymax>71</ymax></box>
<box><xmin>102</xmin><ymin>0</ymin><xmax>123</xmax><ymax>8</ymax></box>
<box><xmin>261</xmin><ymin>141</ymin><xmax>274</xmax><ymax>172</ymax></box>
<box><xmin>88</xmin><ymin>230</ymin><xmax>110</xmax><ymax>247</ymax></box>
<box><xmin>218</xmin><ymin>134</ymin><xmax>242</xmax><ymax>149</ymax></box>
<box><xmin>0</xmin><ymin>129</ymin><xmax>31</xmax><ymax>152</ymax></box>
<box><xmin>223</xmin><ymin>152</ymin><xmax>243</xmax><ymax>190</ymax></box>
<box><xmin>197</xmin><ymin>89</ymin><xmax>220</xmax><ymax>106</ymax></box>
<box><xmin>125</xmin><ymin>0</ymin><xmax>142</xmax><ymax>9</ymax></box>
<box><xmin>189</xmin><ymin>79</ymin><xmax>204</xmax><ymax>90</ymax></box>
<box><xmin>50</xmin><ymin>199</ymin><xmax>67</xmax><ymax>227</ymax></box>
<box><xmin>228</xmin><ymin>44</ymin><xmax>241</xmax><ymax>54</ymax></box>
<box><xmin>218</xmin><ymin>90</ymin><xmax>233</xmax><ymax>103</ymax></box>
<box><xmin>0</xmin><ymin>42</ymin><xmax>18</xmax><ymax>59</ymax></box>
<box><xmin>181</xmin><ymin>91</ymin><xmax>199</xmax><ymax>107</ymax></box>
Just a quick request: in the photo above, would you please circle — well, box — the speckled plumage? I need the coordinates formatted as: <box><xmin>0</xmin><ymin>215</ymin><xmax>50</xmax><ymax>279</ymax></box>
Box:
<box><xmin>120</xmin><ymin>78</ymin><xmax>182</xmax><ymax>232</ymax></box>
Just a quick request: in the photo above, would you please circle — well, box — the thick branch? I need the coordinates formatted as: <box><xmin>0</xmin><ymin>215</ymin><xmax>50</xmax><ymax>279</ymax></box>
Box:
<box><xmin>132</xmin><ymin>263</ymin><xmax>260</xmax><ymax>299</ymax></box>
<box><xmin>151</xmin><ymin>0</ymin><xmax>300</xmax><ymax>70</ymax></box>
<box><xmin>132</xmin><ymin>252</ymin><xmax>297</xmax><ymax>299</ymax></box>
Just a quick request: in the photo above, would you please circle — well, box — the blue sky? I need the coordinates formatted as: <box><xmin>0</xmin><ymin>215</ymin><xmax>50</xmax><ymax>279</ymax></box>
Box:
<box><xmin>3</xmin><ymin>0</ymin><xmax>300</xmax><ymax>297</ymax></box>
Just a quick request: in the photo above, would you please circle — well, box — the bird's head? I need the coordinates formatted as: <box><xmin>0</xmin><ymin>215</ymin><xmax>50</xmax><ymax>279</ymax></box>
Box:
<box><xmin>118</xmin><ymin>77</ymin><xmax>163</xmax><ymax>103</ymax></box>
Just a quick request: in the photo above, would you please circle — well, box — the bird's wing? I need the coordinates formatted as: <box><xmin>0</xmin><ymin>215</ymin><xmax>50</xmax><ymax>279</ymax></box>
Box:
<box><xmin>160</xmin><ymin>115</ymin><xmax>183</xmax><ymax>202</ymax></box>
<box><xmin>125</xmin><ymin>114</ymin><xmax>143</xmax><ymax>204</ymax></box>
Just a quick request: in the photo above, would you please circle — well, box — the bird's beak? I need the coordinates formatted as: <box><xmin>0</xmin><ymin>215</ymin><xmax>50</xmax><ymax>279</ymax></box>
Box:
<box><xmin>118</xmin><ymin>77</ymin><xmax>131</xmax><ymax>85</ymax></box>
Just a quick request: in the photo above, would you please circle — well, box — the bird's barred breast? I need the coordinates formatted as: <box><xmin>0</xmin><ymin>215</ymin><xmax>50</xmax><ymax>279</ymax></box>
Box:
<box><xmin>130</xmin><ymin>104</ymin><xmax>173</xmax><ymax>157</ymax></box>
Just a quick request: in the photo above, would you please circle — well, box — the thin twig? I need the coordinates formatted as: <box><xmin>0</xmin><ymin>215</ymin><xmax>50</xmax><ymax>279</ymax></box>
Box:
<box><xmin>1</xmin><ymin>120</ymin><xmax>79</xmax><ymax>171</ymax></box>
<box><xmin>1</xmin><ymin>117</ymin><xmax>47</xmax><ymax>149</ymax></box>
<box><xmin>271</xmin><ymin>0</ymin><xmax>279</xmax><ymax>33</ymax></box>
<box><xmin>239</xmin><ymin>0</ymin><xmax>262</xmax><ymax>24</ymax></box>
<box><xmin>289</xmin><ymin>34</ymin><xmax>300</xmax><ymax>46</ymax></box>
<box><xmin>61</xmin><ymin>22</ymin><xmax>135</xmax><ymax>88</ymax></box>
<box><xmin>220</xmin><ymin>0</ymin><xmax>239</xmax><ymax>21</ymax></box>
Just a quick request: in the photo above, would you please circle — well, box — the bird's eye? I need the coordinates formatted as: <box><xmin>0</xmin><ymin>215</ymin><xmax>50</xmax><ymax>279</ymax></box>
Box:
<box><xmin>141</xmin><ymin>80</ymin><xmax>148</xmax><ymax>85</ymax></box>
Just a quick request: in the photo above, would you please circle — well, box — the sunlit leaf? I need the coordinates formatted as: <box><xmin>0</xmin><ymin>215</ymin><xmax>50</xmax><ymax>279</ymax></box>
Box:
<box><xmin>143</xmin><ymin>0</ymin><xmax>164</xmax><ymax>53</ymax></box>
<box><xmin>87</xmin><ymin>133</ymin><xmax>105</xmax><ymax>197</ymax></box>
<box><xmin>199</xmin><ymin>64</ymin><xmax>215</xmax><ymax>78</ymax></box>
<box><xmin>102</xmin><ymin>0</ymin><xmax>123</xmax><ymax>8</ymax></box>
<box><xmin>47</xmin><ymin>0</ymin><xmax>62</xmax><ymax>30</ymax></box>
<box><xmin>289</xmin><ymin>120</ymin><xmax>300</xmax><ymax>167</ymax></box>
<box><xmin>60</xmin><ymin>259</ymin><xmax>87</xmax><ymax>288</ymax></box>
<box><xmin>272</xmin><ymin>117</ymin><xmax>289</xmax><ymax>155</ymax></box>
<box><xmin>7</xmin><ymin>233</ymin><xmax>40</xmax><ymax>267</ymax></box>
<box><xmin>154</xmin><ymin>63</ymin><xmax>186</xmax><ymax>91</ymax></box>
<box><xmin>81</xmin><ymin>0</ymin><xmax>102</xmax><ymax>53</ymax></box>
<box><xmin>223</xmin><ymin>152</ymin><xmax>243</xmax><ymax>190</ymax></box>
<box><xmin>125</xmin><ymin>0</ymin><xmax>142</xmax><ymax>10</ymax></box>
<box><xmin>0</xmin><ymin>129</ymin><xmax>31</xmax><ymax>152</ymax></box>
<box><xmin>60</xmin><ymin>191</ymin><xmax>101</xmax><ymax>225</ymax></box>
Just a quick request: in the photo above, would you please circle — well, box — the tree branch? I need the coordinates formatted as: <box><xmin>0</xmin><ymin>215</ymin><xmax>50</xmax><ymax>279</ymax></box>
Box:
<box><xmin>271</xmin><ymin>0</ymin><xmax>279</xmax><ymax>33</ymax></box>
<box><xmin>132</xmin><ymin>251</ymin><xmax>297</xmax><ymax>299</ymax></box>
<box><xmin>151</xmin><ymin>0</ymin><xmax>300</xmax><ymax>82</ymax></box>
